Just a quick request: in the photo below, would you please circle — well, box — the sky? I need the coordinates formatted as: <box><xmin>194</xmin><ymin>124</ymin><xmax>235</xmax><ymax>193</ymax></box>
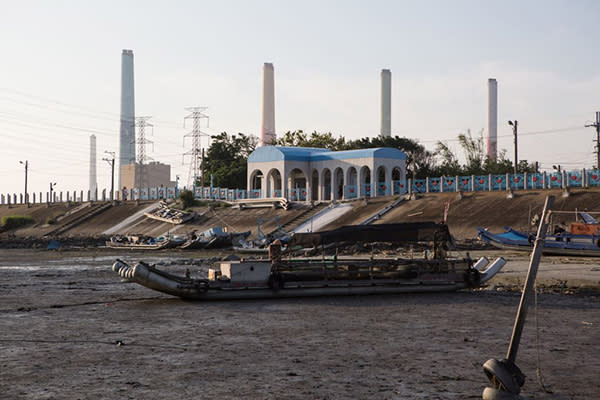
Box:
<box><xmin>1</xmin><ymin>0</ymin><xmax>600</xmax><ymax>195</ymax></box>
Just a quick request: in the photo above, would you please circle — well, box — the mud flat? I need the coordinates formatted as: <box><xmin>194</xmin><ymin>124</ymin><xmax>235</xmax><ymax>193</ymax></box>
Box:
<box><xmin>0</xmin><ymin>249</ymin><xmax>598</xmax><ymax>399</ymax></box>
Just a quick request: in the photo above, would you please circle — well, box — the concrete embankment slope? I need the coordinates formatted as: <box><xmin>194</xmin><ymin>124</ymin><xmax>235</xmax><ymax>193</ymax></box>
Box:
<box><xmin>0</xmin><ymin>201</ymin><xmax>325</xmax><ymax>239</ymax></box>
<box><xmin>2</xmin><ymin>188</ymin><xmax>600</xmax><ymax>240</ymax></box>
<box><xmin>374</xmin><ymin>188</ymin><xmax>600</xmax><ymax>239</ymax></box>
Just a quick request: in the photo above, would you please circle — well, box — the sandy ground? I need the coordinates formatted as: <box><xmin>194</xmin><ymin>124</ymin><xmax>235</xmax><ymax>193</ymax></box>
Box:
<box><xmin>0</xmin><ymin>248</ymin><xmax>599</xmax><ymax>400</ymax></box>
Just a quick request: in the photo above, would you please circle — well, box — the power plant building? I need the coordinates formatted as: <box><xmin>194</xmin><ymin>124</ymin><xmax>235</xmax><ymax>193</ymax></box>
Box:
<box><xmin>120</xmin><ymin>161</ymin><xmax>175</xmax><ymax>191</ymax></box>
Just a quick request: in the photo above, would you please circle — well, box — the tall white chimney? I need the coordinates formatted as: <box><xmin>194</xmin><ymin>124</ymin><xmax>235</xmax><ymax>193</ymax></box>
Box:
<box><xmin>260</xmin><ymin>62</ymin><xmax>276</xmax><ymax>146</ymax></box>
<box><xmin>89</xmin><ymin>134</ymin><xmax>97</xmax><ymax>200</ymax></box>
<box><xmin>487</xmin><ymin>78</ymin><xmax>498</xmax><ymax>160</ymax></box>
<box><xmin>380</xmin><ymin>69</ymin><xmax>391</xmax><ymax>137</ymax></box>
<box><xmin>119</xmin><ymin>49</ymin><xmax>135</xmax><ymax>189</ymax></box>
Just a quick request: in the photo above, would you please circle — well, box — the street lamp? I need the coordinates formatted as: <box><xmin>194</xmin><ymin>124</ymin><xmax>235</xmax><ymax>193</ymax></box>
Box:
<box><xmin>103</xmin><ymin>151</ymin><xmax>115</xmax><ymax>201</ymax></box>
<box><xmin>19</xmin><ymin>160</ymin><xmax>28</xmax><ymax>204</ymax></box>
<box><xmin>49</xmin><ymin>182</ymin><xmax>57</xmax><ymax>203</ymax></box>
<box><xmin>508</xmin><ymin>120</ymin><xmax>518</xmax><ymax>175</ymax></box>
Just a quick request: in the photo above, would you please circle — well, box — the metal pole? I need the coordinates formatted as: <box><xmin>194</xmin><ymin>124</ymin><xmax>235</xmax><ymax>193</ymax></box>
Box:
<box><xmin>506</xmin><ymin>195</ymin><xmax>553</xmax><ymax>362</ymax></box>
<box><xmin>111</xmin><ymin>158</ymin><xmax>115</xmax><ymax>201</ymax></box>
<box><xmin>596</xmin><ymin>112</ymin><xmax>600</xmax><ymax>169</ymax></box>
<box><xmin>513</xmin><ymin>121</ymin><xmax>518</xmax><ymax>176</ymax></box>
<box><xmin>24</xmin><ymin>160</ymin><xmax>28</xmax><ymax>201</ymax></box>
<box><xmin>201</xmin><ymin>148</ymin><xmax>205</xmax><ymax>199</ymax></box>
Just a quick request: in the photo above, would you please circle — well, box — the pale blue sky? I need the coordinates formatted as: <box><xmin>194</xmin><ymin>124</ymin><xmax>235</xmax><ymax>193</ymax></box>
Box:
<box><xmin>1</xmin><ymin>0</ymin><xmax>599</xmax><ymax>194</ymax></box>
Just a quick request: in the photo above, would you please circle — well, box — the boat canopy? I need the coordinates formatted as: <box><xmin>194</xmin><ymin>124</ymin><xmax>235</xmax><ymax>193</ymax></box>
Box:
<box><xmin>578</xmin><ymin>212</ymin><xmax>598</xmax><ymax>225</ymax></box>
<box><xmin>290</xmin><ymin>222</ymin><xmax>452</xmax><ymax>247</ymax></box>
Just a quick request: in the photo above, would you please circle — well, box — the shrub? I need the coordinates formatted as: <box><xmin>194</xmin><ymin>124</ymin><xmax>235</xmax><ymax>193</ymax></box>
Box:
<box><xmin>46</xmin><ymin>217</ymin><xmax>57</xmax><ymax>225</ymax></box>
<box><xmin>1</xmin><ymin>215</ymin><xmax>34</xmax><ymax>230</ymax></box>
<box><xmin>178</xmin><ymin>190</ymin><xmax>195</xmax><ymax>209</ymax></box>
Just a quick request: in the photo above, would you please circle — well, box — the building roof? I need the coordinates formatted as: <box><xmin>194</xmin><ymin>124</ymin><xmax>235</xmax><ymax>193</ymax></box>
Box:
<box><xmin>248</xmin><ymin>146</ymin><xmax>406</xmax><ymax>163</ymax></box>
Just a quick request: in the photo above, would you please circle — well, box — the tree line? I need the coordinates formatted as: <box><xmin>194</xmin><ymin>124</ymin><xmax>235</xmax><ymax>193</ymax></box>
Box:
<box><xmin>200</xmin><ymin>130</ymin><xmax>535</xmax><ymax>189</ymax></box>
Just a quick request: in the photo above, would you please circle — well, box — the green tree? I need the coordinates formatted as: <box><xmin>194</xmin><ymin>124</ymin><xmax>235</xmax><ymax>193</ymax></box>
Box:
<box><xmin>345</xmin><ymin>135</ymin><xmax>436</xmax><ymax>178</ymax></box>
<box><xmin>434</xmin><ymin>140</ymin><xmax>462</xmax><ymax>176</ymax></box>
<box><xmin>203</xmin><ymin>132</ymin><xmax>258</xmax><ymax>189</ymax></box>
<box><xmin>178</xmin><ymin>189</ymin><xmax>195</xmax><ymax>209</ymax></box>
<box><xmin>276</xmin><ymin>130</ymin><xmax>347</xmax><ymax>150</ymax></box>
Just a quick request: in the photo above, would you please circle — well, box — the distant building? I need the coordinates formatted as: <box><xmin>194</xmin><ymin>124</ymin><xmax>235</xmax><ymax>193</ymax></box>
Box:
<box><xmin>247</xmin><ymin>146</ymin><xmax>407</xmax><ymax>201</ymax></box>
<box><xmin>120</xmin><ymin>161</ymin><xmax>175</xmax><ymax>190</ymax></box>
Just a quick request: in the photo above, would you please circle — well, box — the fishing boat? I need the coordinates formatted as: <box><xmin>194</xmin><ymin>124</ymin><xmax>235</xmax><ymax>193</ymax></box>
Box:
<box><xmin>113</xmin><ymin>222</ymin><xmax>507</xmax><ymax>300</ymax></box>
<box><xmin>477</xmin><ymin>226</ymin><xmax>600</xmax><ymax>256</ymax></box>
<box><xmin>144</xmin><ymin>201</ymin><xmax>195</xmax><ymax>224</ymax></box>
<box><xmin>180</xmin><ymin>227</ymin><xmax>251</xmax><ymax>250</ymax></box>
<box><xmin>106</xmin><ymin>234</ymin><xmax>177</xmax><ymax>250</ymax></box>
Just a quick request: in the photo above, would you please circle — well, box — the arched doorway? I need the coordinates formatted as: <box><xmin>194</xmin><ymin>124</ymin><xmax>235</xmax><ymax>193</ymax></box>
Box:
<box><xmin>288</xmin><ymin>168</ymin><xmax>308</xmax><ymax>201</ymax></box>
<box><xmin>311</xmin><ymin>169</ymin><xmax>319</xmax><ymax>202</ymax></box>
<box><xmin>334</xmin><ymin>167</ymin><xmax>344</xmax><ymax>200</ymax></box>
<box><xmin>392</xmin><ymin>166</ymin><xmax>404</xmax><ymax>194</ymax></box>
<box><xmin>249</xmin><ymin>169</ymin><xmax>264</xmax><ymax>198</ymax></box>
<box><xmin>360</xmin><ymin>166</ymin><xmax>371</xmax><ymax>197</ymax></box>
<box><xmin>267</xmin><ymin>168</ymin><xmax>282</xmax><ymax>198</ymax></box>
<box><xmin>346</xmin><ymin>167</ymin><xmax>358</xmax><ymax>198</ymax></box>
<box><xmin>322</xmin><ymin>168</ymin><xmax>332</xmax><ymax>201</ymax></box>
<box><xmin>376</xmin><ymin>166</ymin><xmax>387</xmax><ymax>196</ymax></box>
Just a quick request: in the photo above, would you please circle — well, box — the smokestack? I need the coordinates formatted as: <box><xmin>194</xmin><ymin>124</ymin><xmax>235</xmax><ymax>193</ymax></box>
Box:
<box><xmin>380</xmin><ymin>69</ymin><xmax>391</xmax><ymax>137</ymax></box>
<box><xmin>487</xmin><ymin>78</ymin><xmax>498</xmax><ymax>160</ymax></box>
<box><xmin>260</xmin><ymin>62</ymin><xmax>276</xmax><ymax>146</ymax></box>
<box><xmin>89</xmin><ymin>134</ymin><xmax>97</xmax><ymax>200</ymax></box>
<box><xmin>119</xmin><ymin>49</ymin><xmax>135</xmax><ymax>189</ymax></box>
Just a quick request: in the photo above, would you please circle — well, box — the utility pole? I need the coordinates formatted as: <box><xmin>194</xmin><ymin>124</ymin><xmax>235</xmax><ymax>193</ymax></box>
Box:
<box><xmin>183</xmin><ymin>107</ymin><xmax>210</xmax><ymax>193</ymax></box>
<box><xmin>134</xmin><ymin>116</ymin><xmax>154</xmax><ymax>190</ymax></box>
<box><xmin>103</xmin><ymin>151</ymin><xmax>115</xmax><ymax>201</ymax></box>
<box><xmin>201</xmin><ymin>148</ymin><xmax>205</xmax><ymax>198</ymax></box>
<box><xmin>585</xmin><ymin>111</ymin><xmax>600</xmax><ymax>169</ymax></box>
<box><xmin>49</xmin><ymin>182</ymin><xmax>56</xmax><ymax>203</ymax></box>
<box><xmin>508</xmin><ymin>120</ymin><xmax>518</xmax><ymax>175</ymax></box>
<box><xmin>19</xmin><ymin>160</ymin><xmax>28</xmax><ymax>204</ymax></box>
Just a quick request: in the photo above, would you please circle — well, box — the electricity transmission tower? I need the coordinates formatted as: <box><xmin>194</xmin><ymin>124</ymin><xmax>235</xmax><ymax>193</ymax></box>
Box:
<box><xmin>585</xmin><ymin>111</ymin><xmax>600</xmax><ymax>169</ymax></box>
<box><xmin>134</xmin><ymin>116</ymin><xmax>154</xmax><ymax>189</ymax></box>
<box><xmin>183</xmin><ymin>107</ymin><xmax>210</xmax><ymax>192</ymax></box>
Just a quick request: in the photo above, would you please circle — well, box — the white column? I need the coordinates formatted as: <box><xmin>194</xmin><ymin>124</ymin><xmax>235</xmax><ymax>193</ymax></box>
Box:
<box><xmin>487</xmin><ymin>78</ymin><xmax>498</xmax><ymax>160</ymax></box>
<box><xmin>380</xmin><ymin>69</ymin><xmax>391</xmax><ymax>137</ymax></box>
<box><xmin>260</xmin><ymin>63</ymin><xmax>276</xmax><ymax>146</ymax></box>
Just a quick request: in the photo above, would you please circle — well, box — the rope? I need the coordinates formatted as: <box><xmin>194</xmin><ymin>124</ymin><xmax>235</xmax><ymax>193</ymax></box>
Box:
<box><xmin>534</xmin><ymin>283</ymin><xmax>553</xmax><ymax>393</ymax></box>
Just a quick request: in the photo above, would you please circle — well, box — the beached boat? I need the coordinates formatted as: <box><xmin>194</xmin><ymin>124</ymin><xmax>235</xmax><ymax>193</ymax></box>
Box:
<box><xmin>180</xmin><ymin>227</ymin><xmax>251</xmax><ymax>250</ymax></box>
<box><xmin>113</xmin><ymin>223</ymin><xmax>507</xmax><ymax>300</ymax></box>
<box><xmin>477</xmin><ymin>226</ymin><xmax>600</xmax><ymax>256</ymax></box>
<box><xmin>106</xmin><ymin>234</ymin><xmax>183</xmax><ymax>250</ymax></box>
<box><xmin>144</xmin><ymin>201</ymin><xmax>195</xmax><ymax>225</ymax></box>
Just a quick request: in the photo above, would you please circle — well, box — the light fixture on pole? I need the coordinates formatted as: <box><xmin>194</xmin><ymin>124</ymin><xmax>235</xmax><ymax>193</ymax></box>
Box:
<box><xmin>508</xmin><ymin>120</ymin><xmax>518</xmax><ymax>175</ymax></box>
<box><xmin>103</xmin><ymin>151</ymin><xmax>116</xmax><ymax>201</ymax></box>
<box><xmin>19</xmin><ymin>160</ymin><xmax>28</xmax><ymax>204</ymax></box>
<box><xmin>49</xmin><ymin>182</ymin><xmax>57</xmax><ymax>203</ymax></box>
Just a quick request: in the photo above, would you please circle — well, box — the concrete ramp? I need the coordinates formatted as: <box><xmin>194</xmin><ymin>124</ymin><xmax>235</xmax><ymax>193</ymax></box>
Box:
<box><xmin>103</xmin><ymin>202</ymin><xmax>161</xmax><ymax>235</ymax></box>
<box><xmin>292</xmin><ymin>203</ymin><xmax>353</xmax><ymax>233</ymax></box>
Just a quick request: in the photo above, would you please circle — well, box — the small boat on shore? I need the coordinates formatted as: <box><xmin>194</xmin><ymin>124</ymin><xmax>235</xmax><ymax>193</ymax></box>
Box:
<box><xmin>144</xmin><ymin>201</ymin><xmax>195</xmax><ymax>225</ymax></box>
<box><xmin>477</xmin><ymin>226</ymin><xmax>600</xmax><ymax>256</ymax></box>
<box><xmin>113</xmin><ymin>223</ymin><xmax>507</xmax><ymax>300</ymax></box>
<box><xmin>180</xmin><ymin>227</ymin><xmax>251</xmax><ymax>250</ymax></box>
<box><xmin>106</xmin><ymin>234</ymin><xmax>183</xmax><ymax>250</ymax></box>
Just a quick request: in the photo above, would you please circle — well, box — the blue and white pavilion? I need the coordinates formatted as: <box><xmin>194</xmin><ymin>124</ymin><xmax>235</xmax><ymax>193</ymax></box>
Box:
<box><xmin>246</xmin><ymin>146</ymin><xmax>407</xmax><ymax>201</ymax></box>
